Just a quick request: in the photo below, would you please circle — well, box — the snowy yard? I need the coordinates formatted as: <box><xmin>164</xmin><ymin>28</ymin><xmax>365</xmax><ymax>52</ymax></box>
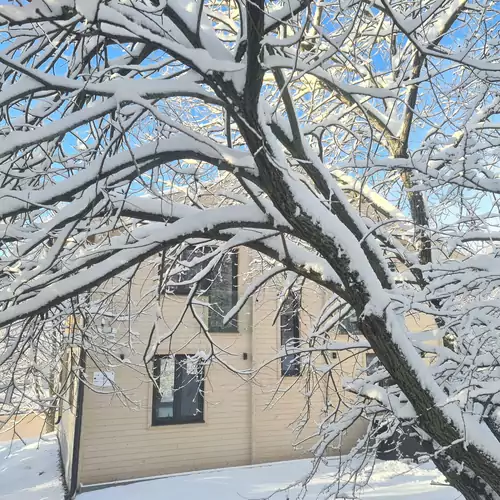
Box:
<box><xmin>0</xmin><ymin>435</ymin><xmax>462</xmax><ymax>500</ymax></box>
<box><xmin>80</xmin><ymin>459</ymin><xmax>460</xmax><ymax>500</ymax></box>
<box><xmin>0</xmin><ymin>434</ymin><xmax>63</xmax><ymax>500</ymax></box>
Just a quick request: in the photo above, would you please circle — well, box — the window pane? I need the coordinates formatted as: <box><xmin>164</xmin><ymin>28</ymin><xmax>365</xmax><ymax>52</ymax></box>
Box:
<box><xmin>157</xmin><ymin>405</ymin><xmax>173</xmax><ymax>418</ymax></box>
<box><xmin>166</xmin><ymin>246</ymin><xmax>211</xmax><ymax>294</ymax></box>
<box><xmin>282</xmin><ymin>353</ymin><xmax>300</xmax><ymax>375</ymax></box>
<box><xmin>177</xmin><ymin>357</ymin><xmax>202</xmax><ymax>419</ymax></box>
<box><xmin>280</xmin><ymin>292</ymin><xmax>300</xmax><ymax>376</ymax></box>
<box><xmin>281</xmin><ymin>312</ymin><xmax>296</xmax><ymax>342</ymax></box>
<box><xmin>159</xmin><ymin>357</ymin><xmax>175</xmax><ymax>401</ymax></box>
<box><xmin>365</xmin><ymin>353</ymin><xmax>394</xmax><ymax>387</ymax></box>
<box><xmin>152</xmin><ymin>355</ymin><xmax>204</xmax><ymax>425</ymax></box>
<box><xmin>155</xmin><ymin>357</ymin><xmax>175</xmax><ymax>420</ymax></box>
<box><xmin>366</xmin><ymin>353</ymin><xmax>378</xmax><ymax>375</ymax></box>
<box><xmin>341</xmin><ymin>314</ymin><xmax>358</xmax><ymax>334</ymax></box>
<box><xmin>208</xmin><ymin>251</ymin><xmax>237</xmax><ymax>332</ymax></box>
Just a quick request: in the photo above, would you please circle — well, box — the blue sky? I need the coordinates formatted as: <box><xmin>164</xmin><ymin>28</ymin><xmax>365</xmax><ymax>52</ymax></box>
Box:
<box><xmin>0</xmin><ymin>0</ymin><xmax>498</xmax><ymax>227</ymax></box>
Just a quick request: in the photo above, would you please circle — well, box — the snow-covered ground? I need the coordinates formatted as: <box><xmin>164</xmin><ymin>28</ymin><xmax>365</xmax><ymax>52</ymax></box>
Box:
<box><xmin>81</xmin><ymin>458</ymin><xmax>459</xmax><ymax>500</ymax></box>
<box><xmin>0</xmin><ymin>433</ymin><xmax>63</xmax><ymax>500</ymax></box>
<box><xmin>0</xmin><ymin>435</ymin><xmax>461</xmax><ymax>500</ymax></box>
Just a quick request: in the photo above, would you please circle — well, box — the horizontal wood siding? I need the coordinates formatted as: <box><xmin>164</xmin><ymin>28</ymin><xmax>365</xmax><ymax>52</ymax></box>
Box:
<box><xmin>252</xmin><ymin>283</ymin><xmax>342</xmax><ymax>463</ymax></box>
<box><xmin>79</xmin><ymin>255</ymin><xmax>253</xmax><ymax>485</ymax></box>
<box><xmin>78</xmin><ymin>248</ymin><xmax>432</xmax><ymax>485</ymax></box>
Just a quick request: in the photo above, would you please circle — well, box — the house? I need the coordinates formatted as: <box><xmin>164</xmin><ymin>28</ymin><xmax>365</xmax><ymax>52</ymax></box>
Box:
<box><xmin>57</xmin><ymin>242</ymin><xmax>438</xmax><ymax>494</ymax></box>
<box><xmin>57</xmin><ymin>187</ymin><xmax>439</xmax><ymax>494</ymax></box>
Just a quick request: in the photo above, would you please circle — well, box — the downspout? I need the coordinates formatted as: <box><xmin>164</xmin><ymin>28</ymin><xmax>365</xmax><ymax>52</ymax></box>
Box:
<box><xmin>69</xmin><ymin>347</ymin><xmax>86</xmax><ymax>499</ymax></box>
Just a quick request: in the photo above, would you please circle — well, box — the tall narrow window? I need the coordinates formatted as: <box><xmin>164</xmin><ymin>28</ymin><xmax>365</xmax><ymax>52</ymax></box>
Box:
<box><xmin>365</xmin><ymin>352</ymin><xmax>378</xmax><ymax>375</ymax></box>
<box><xmin>208</xmin><ymin>250</ymin><xmax>238</xmax><ymax>332</ymax></box>
<box><xmin>280</xmin><ymin>291</ymin><xmax>300</xmax><ymax>376</ymax></box>
<box><xmin>152</xmin><ymin>355</ymin><xmax>204</xmax><ymax>426</ymax></box>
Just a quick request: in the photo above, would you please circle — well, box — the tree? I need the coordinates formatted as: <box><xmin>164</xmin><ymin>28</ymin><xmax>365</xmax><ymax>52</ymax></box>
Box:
<box><xmin>0</xmin><ymin>0</ymin><xmax>500</xmax><ymax>498</ymax></box>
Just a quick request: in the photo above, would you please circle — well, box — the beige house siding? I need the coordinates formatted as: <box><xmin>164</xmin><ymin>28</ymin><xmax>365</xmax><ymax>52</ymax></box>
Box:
<box><xmin>71</xmin><ymin>247</ymin><xmax>437</xmax><ymax>487</ymax></box>
<box><xmin>78</xmin><ymin>251</ymin><xmax>255</xmax><ymax>485</ymax></box>
<box><xmin>79</xmin><ymin>349</ymin><xmax>253</xmax><ymax>484</ymax></box>
<box><xmin>250</xmin><ymin>283</ymin><xmax>322</xmax><ymax>463</ymax></box>
<box><xmin>250</xmin><ymin>281</ymin><xmax>370</xmax><ymax>464</ymax></box>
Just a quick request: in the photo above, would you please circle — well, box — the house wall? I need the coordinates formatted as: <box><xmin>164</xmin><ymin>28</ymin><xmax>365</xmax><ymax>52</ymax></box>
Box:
<box><xmin>250</xmin><ymin>281</ymin><xmax>369</xmax><ymax>464</ymax></box>
<box><xmin>76</xmin><ymin>247</ymin><xmax>435</xmax><ymax>487</ymax></box>
<box><xmin>78</xmin><ymin>252</ymin><xmax>255</xmax><ymax>485</ymax></box>
<box><xmin>251</xmin><ymin>282</ymin><xmax>321</xmax><ymax>463</ymax></box>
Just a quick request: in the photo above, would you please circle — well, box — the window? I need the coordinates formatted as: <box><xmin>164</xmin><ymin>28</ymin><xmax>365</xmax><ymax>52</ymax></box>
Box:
<box><xmin>280</xmin><ymin>291</ymin><xmax>300</xmax><ymax>376</ymax></box>
<box><xmin>340</xmin><ymin>313</ymin><xmax>359</xmax><ymax>335</ymax></box>
<box><xmin>207</xmin><ymin>250</ymin><xmax>238</xmax><ymax>332</ymax></box>
<box><xmin>164</xmin><ymin>246</ymin><xmax>238</xmax><ymax>332</ymax></box>
<box><xmin>365</xmin><ymin>352</ymin><xmax>378</xmax><ymax>375</ymax></box>
<box><xmin>165</xmin><ymin>246</ymin><xmax>212</xmax><ymax>295</ymax></box>
<box><xmin>365</xmin><ymin>353</ymin><xmax>394</xmax><ymax>387</ymax></box>
<box><xmin>152</xmin><ymin>355</ymin><xmax>204</xmax><ymax>426</ymax></box>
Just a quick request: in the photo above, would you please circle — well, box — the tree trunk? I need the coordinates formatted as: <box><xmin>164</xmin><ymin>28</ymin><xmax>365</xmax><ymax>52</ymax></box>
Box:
<box><xmin>424</xmin><ymin>445</ymin><xmax>500</xmax><ymax>500</ymax></box>
<box><xmin>362</xmin><ymin>313</ymin><xmax>500</xmax><ymax>497</ymax></box>
<box><xmin>213</xmin><ymin>27</ymin><xmax>500</xmax><ymax>494</ymax></box>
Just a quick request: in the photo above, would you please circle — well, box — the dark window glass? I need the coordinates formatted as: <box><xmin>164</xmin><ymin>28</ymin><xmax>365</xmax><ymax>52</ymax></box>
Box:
<box><xmin>365</xmin><ymin>353</ymin><xmax>394</xmax><ymax>387</ymax></box>
<box><xmin>165</xmin><ymin>246</ymin><xmax>212</xmax><ymax>295</ymax></box>
<box><xmin>152</xmin><ymin>355</ymin><xmax>204</xmax><ymax>426</ymax></box>
<box><xmin>207</xmin><ymin>250</ymin><xmax>238</xmax><ymax>332</ymax></box>
<box><xmin>366</xmin><ymin>352</ymin><xmax>378</xmax><ymax>375</ymax></box>
<box><xmin>280</xmin><ymin>291</ymin><xmax>300</xmax><ymax>376</ymax></box>
<box><xmin>163</xmin><ymin>247</ymin><xmax>238</xmax><ymax>332</ymax></box>
<box><xmin>340</xmin><ymin>313</ymin><xmax>359</xmax><ymax>335</ymax></box>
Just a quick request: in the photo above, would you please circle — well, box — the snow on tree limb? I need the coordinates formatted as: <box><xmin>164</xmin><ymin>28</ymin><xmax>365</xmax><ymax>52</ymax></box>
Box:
<box><xmin>1</xmin><ymin>1</ymin><xmax>500</xmax><ymax>497</ymax></box>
